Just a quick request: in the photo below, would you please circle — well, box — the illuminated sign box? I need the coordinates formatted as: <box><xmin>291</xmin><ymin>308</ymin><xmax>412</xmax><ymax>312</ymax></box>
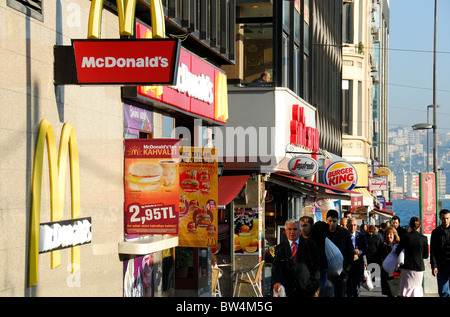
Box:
<box><xmin>54</xmin><ymin>39</ymin><xmax>181</xmax><ymax>85</ymax></box>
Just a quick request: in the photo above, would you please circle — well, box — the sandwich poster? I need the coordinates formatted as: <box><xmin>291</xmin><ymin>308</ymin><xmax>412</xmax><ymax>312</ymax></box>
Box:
<box><xmin>178</xmin><ymin>147</ymin><xmax>218</xmax><ymax>248</ymax></box>
<box><xmin>124</xmin><ymin>139</ymin><xmax>180</xmax><ymax>235</ymax></box>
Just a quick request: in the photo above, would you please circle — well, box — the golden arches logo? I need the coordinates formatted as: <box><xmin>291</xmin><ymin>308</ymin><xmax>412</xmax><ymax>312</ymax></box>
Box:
<box><xmin>206</xmin><ymin>237</ymin><xmax>217</xmax><ymax>247</ymax></box>
<box><xmin>28</xmin><ymin>120</ymin><xmax>81</xmax><ymax>287</ymax></box>
<box><xmin>88</xmin><ymin>0</ymin><xmax>165</xmax><ymax>39</ymax></box>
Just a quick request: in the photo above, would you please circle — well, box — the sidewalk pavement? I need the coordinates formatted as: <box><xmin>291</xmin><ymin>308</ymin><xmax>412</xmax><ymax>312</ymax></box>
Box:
<box><xmin>359</xmin><ymin>286</ymin><xmax>439</xmax><ymax>297</ymax></box>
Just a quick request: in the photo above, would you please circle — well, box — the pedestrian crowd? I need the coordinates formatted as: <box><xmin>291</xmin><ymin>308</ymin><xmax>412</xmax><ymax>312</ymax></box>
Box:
<box><xmin>271</xmin><ymin>209</ymin><xmax>450</xmax><ymax>298</ymax></box>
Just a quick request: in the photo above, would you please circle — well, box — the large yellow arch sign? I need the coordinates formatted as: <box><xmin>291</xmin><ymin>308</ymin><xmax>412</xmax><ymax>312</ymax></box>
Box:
<box><xmin>88</xmin><ymin>0</ymin><xmax>165</xmax><ymax>39</ymax></box>
<box><xmin>28</xmin><ymin>120</ymin><xmax>80</xmax><ymax>287</ymax></box>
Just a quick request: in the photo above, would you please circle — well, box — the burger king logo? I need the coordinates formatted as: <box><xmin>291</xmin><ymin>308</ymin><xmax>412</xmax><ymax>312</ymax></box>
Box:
<box><xmin>324</xmin><ymin>161</ymin><xmax>357</xmax><ymax>192</ymax></box>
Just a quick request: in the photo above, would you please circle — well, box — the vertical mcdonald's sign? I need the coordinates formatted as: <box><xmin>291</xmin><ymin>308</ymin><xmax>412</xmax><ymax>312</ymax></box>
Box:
<box><xmin>88</xmin><ymin>0</ymin><xmax>166</xmax><ymax>39</ymax></box>
<box><xmin>28</xmin><ymin>120</ymin><xmax>81</xmax><ymax>287</ymax></box>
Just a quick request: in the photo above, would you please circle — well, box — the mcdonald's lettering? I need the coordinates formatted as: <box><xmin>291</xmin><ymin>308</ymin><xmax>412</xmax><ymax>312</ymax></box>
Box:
<box><xmin>136</xmin><ymin>23</ymin><xmax>229</xmax><ymax>124</ymax></box>
<box><xmin>29</xmin><ymin>120</ymin><xmax>82</xmax><ymax>287</ymax></box>
<box><xmin>88</xmin><ymin>0</ymin><xmax>165</xmax><ymax>39</ymax></box>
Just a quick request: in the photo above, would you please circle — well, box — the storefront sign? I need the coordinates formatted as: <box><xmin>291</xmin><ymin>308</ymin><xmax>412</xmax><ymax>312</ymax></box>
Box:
<box><xmin>290</xmin><ymin>104</ymin><xmax>319</xmax><ymax>152</ymax></box>
<box><xmin>124</xmin><ymin>139</ymin><xmax>180</xmax><ymax>235</ymax></box>
<box><xmin>136</xmin><ymin>22</ymin><xmax>228</xmax><ymax>124</ymax></box>
<box><xmin>375</xmin><ymin>167</ymin><xmax>391</xmax><ymax>176</ymax></box>
<box><xmin>287</xmin><ymin>155</ymin><xmax>318</xmax><ymax>177</ymax></box>
<box><xmin>29</xmin><ymin>120</ymin><xmax>82</xmax><ymax>287</ymax></box>
<box><xmin>369</xmin><ymin>177</ymin><xmax>388</xmax><ymax>191</ymax></box>
<box><xmin>124</xmin><ymin>104</ymin><xmax>152</xmax><ymax>137</ymax></box>
<box><xmin>324</xmin><ymin>161</ymin><xmax>358</xmax><ymax>192</ymax></box>
<box><xmin>420</xmin><ymin>173</ymin><xmax>437</xmax><ymax>235</ymax></box>
<box><xmin>178</xmin><ymin>147</ymin><xmax>218</xmax><ymax>248</ymax></box>
<box><xmin>40</xmin><ymin>218</ymin><xmax>92</xmax><ymax>253</ymax></box>
<box><xmin>351</xmin><ymin>195</ymin><xmax>364</xmax><ymax>213</ymax></box>
<box><xmin>72</xmin><ymin>39</ymin><xmax>180</xmax><ymax>85</ymax></box>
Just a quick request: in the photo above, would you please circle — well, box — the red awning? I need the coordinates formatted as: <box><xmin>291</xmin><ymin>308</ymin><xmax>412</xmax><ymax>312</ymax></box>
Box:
<box><xmin>218</xmin><ymin>175</ymin><xmax>250</xmax><ymax>206</ymax></box>
<box><xmin>371</xmin><ymin>207</ymin><xmax>394</xmax><ymax>218</ymax></box>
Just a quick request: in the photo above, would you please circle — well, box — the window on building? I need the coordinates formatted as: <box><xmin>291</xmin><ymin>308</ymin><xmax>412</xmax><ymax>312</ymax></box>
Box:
<box><xmin>343</xmin><ymin>80</ymin><xmax>353</xmax><ymax>135</ymax></box>
<box><xmin>237</xmin><ymin>1</ymin><xmax>273</xmax><ymax>85</ymax></box>
<box><xmin>7</xmin><ymin>0</ymin><xmax>43</xmax><ymax>21</ymax></box>
<box><xmin>358</xmin><ymin>81</ymin><xmax>363</xmax><ymax>136</ymax></box>
<box><xmin>343</xmin><ymin>1</ymin><xmax>354</xmax><ymax>44</ymax></box>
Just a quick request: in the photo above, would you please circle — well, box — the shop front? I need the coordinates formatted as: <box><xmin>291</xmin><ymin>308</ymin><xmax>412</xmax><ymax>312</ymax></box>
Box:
<box><xmin>215</xmin><ymin>87</ymin><xmax>346</xmax><ymax>296</ymax></box>
<box><xmin>118</xmin><ymin>21</ymin><xmax>229</xmax><ymax>297</ymax></box>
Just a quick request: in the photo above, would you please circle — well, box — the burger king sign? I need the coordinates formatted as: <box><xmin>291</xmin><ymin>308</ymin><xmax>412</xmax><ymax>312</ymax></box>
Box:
<box><xmin>324</xmin><ymin>161</ymin><xmax>358</xmax><ymax>192</ymax></box>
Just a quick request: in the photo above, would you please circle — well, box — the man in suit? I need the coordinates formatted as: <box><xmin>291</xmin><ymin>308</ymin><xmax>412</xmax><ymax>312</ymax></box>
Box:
<box><xmin>346</xmin><ymin>217</ymin><xmax>368</xmax><ymax>297</ymax></box>
<box><xmin>272</xmin><ymin>219</ymin><xmax>321</xmax><ymax>297</ymax></box>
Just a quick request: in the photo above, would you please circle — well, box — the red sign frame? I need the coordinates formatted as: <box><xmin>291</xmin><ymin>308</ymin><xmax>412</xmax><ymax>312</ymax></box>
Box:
<box><xmin>72</xmin><ymin>39</ymin><xmax>180</xmax><ymax>85</ymax></box>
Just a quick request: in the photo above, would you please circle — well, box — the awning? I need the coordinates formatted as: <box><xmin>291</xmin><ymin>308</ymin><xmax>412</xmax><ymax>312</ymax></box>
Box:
<box><xmin>370</xmin><ymin>207</ymin><xmax>394</xmax><ymax>219</ymax></box>
<box><xmin>218</xmin><ymin>175</ymin><xmax>250</xmax><ymax>207</ymax></box>
<box><xmin>269</xmin><ymin>171</ymin><xmax>360</xmax><ymax>201</ymax></box>
<box><xmin>352</xmin><ymin>188</ymin><xmax>376</xmax><ymax>206</ymax></box>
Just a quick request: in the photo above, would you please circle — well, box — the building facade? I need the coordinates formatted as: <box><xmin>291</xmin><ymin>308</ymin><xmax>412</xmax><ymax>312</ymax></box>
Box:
<box><xmin>0</xmin><ymin>0</ymin><xmax>235</xmax><ymax>297</ymax></box>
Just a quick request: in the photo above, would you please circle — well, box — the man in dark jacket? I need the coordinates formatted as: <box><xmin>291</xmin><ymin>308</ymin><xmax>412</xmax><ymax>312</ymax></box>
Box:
<box><xmin>319</xmin><ymin>209</ymin><xmax>354</xmax><ymax>297</ymax></box>
<box><xmin>272</xmin><ymin>219</ymin><xmax>321</xmax><ymax>297</ymax></box>
<box><xmin>346</xmin><ymin>217</ymin><xmax>368</xmax><ymax>297</ymax></box>
<box><xmin>431</xmin><ymin>209</ymin><xmax>450</xmax><ymax>297</ymax></box>
<box><xmin>300</xmin><ymin>216</ymin><xmax>328</xmax><ymax>296</ymax></box>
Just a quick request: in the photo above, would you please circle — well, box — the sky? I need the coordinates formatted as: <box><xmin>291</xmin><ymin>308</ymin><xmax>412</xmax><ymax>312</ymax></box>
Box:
<box><xmin>389</xmin><ymin>0</ymin><xmax>450</xmax><ymax>134</ymax></box>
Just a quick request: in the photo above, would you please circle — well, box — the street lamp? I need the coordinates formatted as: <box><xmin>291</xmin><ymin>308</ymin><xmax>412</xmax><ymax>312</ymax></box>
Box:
<box><xmin>412</xmin><ymin>123</ymin><xmax>432</xmax><ymax>131</ymax></box>
<box><xmin>411</xmin><ymin>123</ymin><xmax>433</xmax><ymax>171</ymax></box>
<box><xmin>427</xmin><ymin>104</ymin><xmax>440</xmax><ymax>172</ymax></box>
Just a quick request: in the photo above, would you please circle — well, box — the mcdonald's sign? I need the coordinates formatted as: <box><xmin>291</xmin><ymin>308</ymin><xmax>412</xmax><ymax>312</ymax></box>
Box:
<box><xmin>54</xmin><ymin>0</ymin><xmax>179</xmax><ymax>86</ymax></box>
<box><xmin>28</xmin><ymin>120</ymin><xmax>85</xmax><ymax>287</ymax></box>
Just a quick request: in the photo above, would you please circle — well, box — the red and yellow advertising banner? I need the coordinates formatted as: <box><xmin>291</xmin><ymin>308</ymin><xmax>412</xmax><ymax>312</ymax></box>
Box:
<box><xmin>124</xmin><ymin>139</ymin><xmax>180</xmax><ymax>235</ymax></box>
<box><xmin>178</xmin><ymin>147</ymin><xmax>218</xmax><ymax>248</ymax></box>
<box><xmin>420</xmin><ymin>172</ymin><xmax>438</xmax><ymax>235</ymax></box>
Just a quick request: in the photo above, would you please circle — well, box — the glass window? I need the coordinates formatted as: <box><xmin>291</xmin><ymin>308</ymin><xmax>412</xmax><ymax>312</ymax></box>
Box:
<box><xmin>163</xmin><ymin>115</ymin><xmax>175</xmax><ymax>138</ymax></box>
<box><xmin>283</xmin><ymin>0</ymin><xmax>290</xmax><ymax>31</ymax></box>
<box><xmin>343</xmin><ymin>2</ymin><xmax>354</xmax><ymax>44</ymax></box>
<box><xmin>343</xmin><ymin>80</ymin><xmax>353</xmax><ymax>135</ymax></box>
<box><xmin>294</xmin><ymin>45</ymin><xmax>300</xmax><ymax>95</ymax></box>
<box><xmin>237</xmin><ymin>1</ymin><xmax>273</xmax><ymax>86</ymax></box>
<box><xmin>282</xmin><ymin>33</ymin><xmax>289</xmax><ymax>88</ymax></box>
<box><xmin>358</xmin><ymin>81</ymin><xmax>363</xmax><ymax>136</ymax></box>
<box><xmin>241</xmin><ymin>22</ymin><xmax>273</xmax><ymax>85</ymax></box>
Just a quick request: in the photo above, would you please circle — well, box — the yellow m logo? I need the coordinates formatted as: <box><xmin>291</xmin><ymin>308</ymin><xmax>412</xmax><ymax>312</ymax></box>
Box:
<box><xmin>88</xmin><ymin>0</ymin><xmax>165</xmax><ymax>39</ymax></box>
<box><xmin>28</xmin><ymin>120</ymin><xmax>81</xmax><ymax>287</ymax></box>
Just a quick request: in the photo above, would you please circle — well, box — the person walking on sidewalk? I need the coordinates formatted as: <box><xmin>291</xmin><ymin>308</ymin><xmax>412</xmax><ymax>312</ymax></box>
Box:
<box><xmin>396</xmin><ymin>217</ymin><xmax>429</xmax><ymax>297</ymax></box>
<box><xmin>272</xmin><ymin>219</ymin><xmax>321</xmax><ymax>297</ymax></box>
<box><xmin>374</xmin><ymin>226</ymin><xmax>401</xmax><ymax>297</ymax></box>
<box><xmin>430</xmin><ymin>209</ymin><xmax>450</xmax><ymax>297</ymax></box>
<box><xmin>346</xmin><ymin>218</ymin><xmax>368</xmax><ymax>297</ymax></box>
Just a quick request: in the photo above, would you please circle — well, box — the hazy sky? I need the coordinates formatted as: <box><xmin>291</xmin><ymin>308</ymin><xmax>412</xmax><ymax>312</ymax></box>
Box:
<box><xmin>389</xmin><ymin>0</ymin><xmax>450</xmax><ymax>133</ymax></box>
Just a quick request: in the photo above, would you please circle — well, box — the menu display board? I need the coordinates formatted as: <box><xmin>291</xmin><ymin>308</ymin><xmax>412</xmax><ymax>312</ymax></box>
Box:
<box><xmin>124</xmin><ymin>139</ymin><xmax>180</xmax><ymax>235</ymax></box>
<box><xmin>177</xmin><ymin>147</ymin><xmax>218</xmax><ymax>248</ymax></box>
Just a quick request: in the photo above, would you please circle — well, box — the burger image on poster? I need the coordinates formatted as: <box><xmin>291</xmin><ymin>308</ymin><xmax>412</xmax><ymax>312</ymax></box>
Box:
<box><xmin>127</xmin><ymin>162</ymin><xmax>162</xmax><ymax>191</ymax></box>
